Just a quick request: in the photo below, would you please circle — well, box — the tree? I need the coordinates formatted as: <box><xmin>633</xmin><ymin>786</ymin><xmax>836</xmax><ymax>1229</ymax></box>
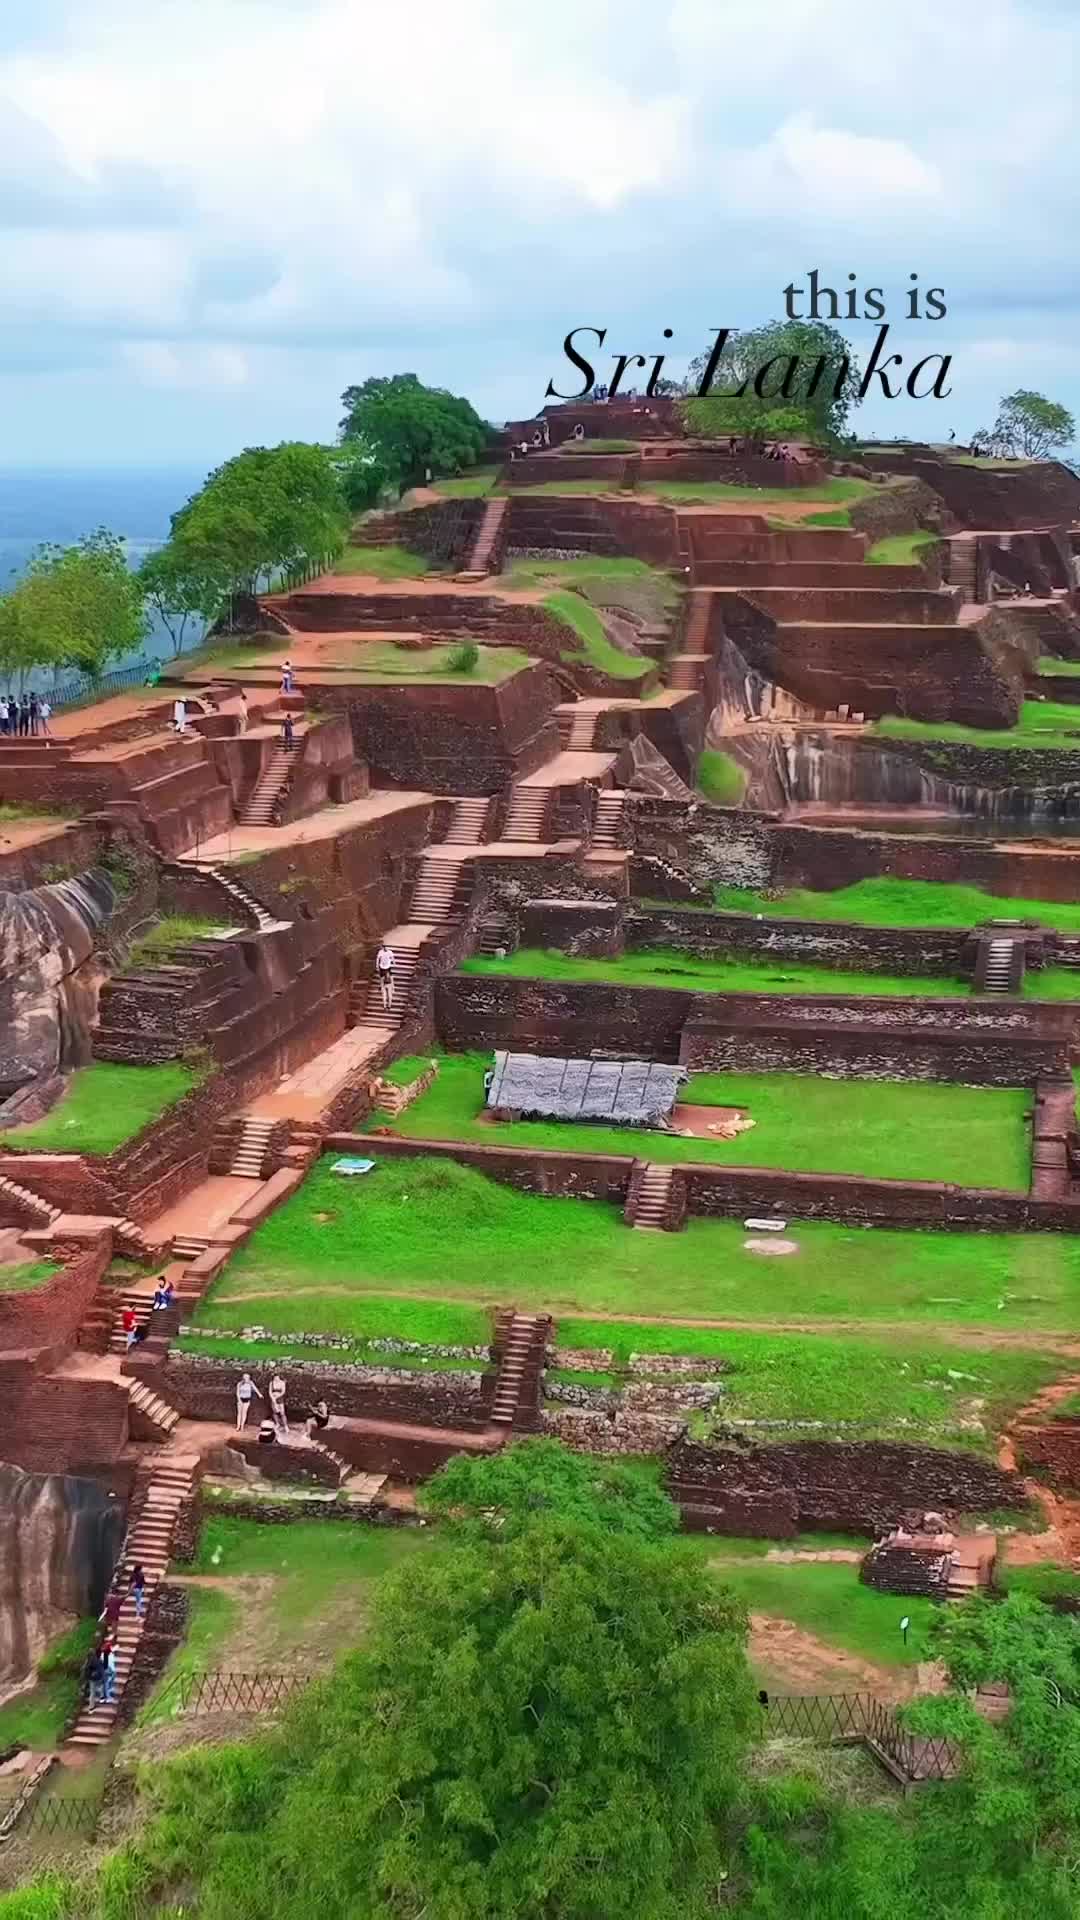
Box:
<box><xmin>421</xmin><ymin>1434</ymin><xmax>680</xmax><ymax>1542</ymax></box>
<box><xmin>143</xmin><ymin>1519</ymin><xmax>756</xmax><ymax>1920</ymax></box>
<box><xmin>982</xmin><ymin>390</ymin><xmax>1076</xmax><ymax>461</ymax></box>
<box><xmin>138</xmin><ymin>539</ymin><xmax>226</xmax><ymax>655</ymax></box>
<box><xmin>0</xmin><ymin>528</ymin><xmax>147</xmax><ymax>683</ymax></box>
<box><xmin>338</xmin><ymin>373</ymin><xmax>489</xmax><ymax>490</ymax></box>
<box><xmin>334</xmin><ymin>441</ymin><xmax>392</xmax><ymax>512</ymax></box>
<box><xmin>161</xmin><ymin>442</ymin><xmax>350</xmax><ymax>622</ymax></box>
<box><xmin>681</xmin><ymin>319</ymin><xmax>862</xmax><ymax>445</ymax></box>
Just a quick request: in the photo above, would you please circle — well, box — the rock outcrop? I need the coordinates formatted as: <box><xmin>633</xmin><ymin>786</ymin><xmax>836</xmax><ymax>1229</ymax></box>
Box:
<box><xmin>0</xmin><ymin>870</ymin><xmax>115</xmax><ymax>1123</ymax></box>
<box><xmin>0</xmin><ymin>1463</ymin><xmax>124</xmax><ymax>1690</ymax></box>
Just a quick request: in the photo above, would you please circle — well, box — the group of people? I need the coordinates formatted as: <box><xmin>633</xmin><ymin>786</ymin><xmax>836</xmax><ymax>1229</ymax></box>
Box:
<box><xmin>120</xmin><ymin>1279</ymin><xmax>174</xmax><ymax>1351</ymax></box>
<box><xmin>83</xmin><ymin>1563</ymin><xmax>147</xmax><ymax>1711</ymax></box>
<box><xmin>0</xmin><ymin>693</ymin><xmax>52</xmax><ymax>737</ymax></box>
<box><xmin>235</xmin><ymin>1369</ymin><xmax>331</xmax><ymax>1444</ymax></box>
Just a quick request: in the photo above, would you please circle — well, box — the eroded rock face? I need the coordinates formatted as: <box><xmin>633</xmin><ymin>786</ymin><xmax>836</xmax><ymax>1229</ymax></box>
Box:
<box><xmin>0</xmin><ymin>1464</ymin><xmax>124</xmax><ymax>1690</ymax></box>
<box><xmin>0</xmin><ymin>870</ymin><xmax>115</xmax><ymax>1123</ymax></box>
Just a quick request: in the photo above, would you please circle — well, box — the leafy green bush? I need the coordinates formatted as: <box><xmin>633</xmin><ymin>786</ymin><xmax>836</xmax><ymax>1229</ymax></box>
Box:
<box><xmin>446</xmin><ymin>639</ymin><xmax>480</xmax><ymax>674</ymax></box>
<box><xmin>697</xmin><ymin>748</ymin><xmax>747</xmax><ymax>805</ymax></box>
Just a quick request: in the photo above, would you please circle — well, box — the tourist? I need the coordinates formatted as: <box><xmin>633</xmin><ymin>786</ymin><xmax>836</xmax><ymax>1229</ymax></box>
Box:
<box><xmin>100</xmin><ymin>1587</ymin><xmax>123</xmax><ymax>1633</ymax></box>
<box><xmin>0</xmin><ymin>696</ymin><xmax>8</xmax><ymax>735</ymax></box>
<box><xmin>280</xmin><ymin>660</ymin><xmax>294</xmax><ymax>694</ymax></box>
<box><xmin>121</xmin><ymin>1303</ymin><xmax>138</xmax><ymax>1350</ymax></box>
<box><xmin>152</xmin><ymin>1278</ymin><xmax>174</xmax><ymax>1312</ymax></box>
<box><xmin>375</xmin><ymin>940</ymin><xmax>396</xmax><ymax>1011</ymax></box>
<box><xmin>281</xmin><ymin>711</ymin><xmax>296</xmax><ymax>751</ymax></box>
<box><xmin>572</xmin><ymin>423</ymin><xmax>585</xmax><ymax>441</ymax></box>
<box><xmin>38</xmin><ymin>698</ymin><xmax>52</xmax><ymax>741</ymax></box>
<box><xmin>28</xmin><ymin>692</ymin><xmax>39</xmax><ymax>735</ymax></box>
<box><xmin>130</xmin><ymin>1564</ymin><xmax>146</xmax><ymax>1621</ymax></box>
<box><xmin>305</xmin><ymin>1398</ymin><xmax>331</xmax><ymax>1440</ymax></box>
<box><xmin>483</xmin><ymin>1066</ymin><xmax>495</xmax><ymax>1098</ymax></box>
<box><xmin>18</xmin><ymin>696</ymin><xmax>29</xmax><ymax>736</ymax></box>
<box><xmin>172</xmin><ymin>697</ymin><xmax>187</xmax><ymax>734</ymax></box>
<box><xmin>86</xmin><ymin>1645</ymin><xmax>105</xmax><ymax>1710</ymax></box>
<box><xmin>235</xmin><ymin>1371</ymin><xmax>263</xmax><ymax>1431</ymax></box>
<box><xmin>268</xmin><ymin>1372</ymin><xmax>289</xmax><ymax>1436</ymax></box>
<box><xmin>101</xmin><ymin>1640</ymin><xmax>117</xmax><ymax>1706</ymax></box>
<box><xmin>236</xmin><ymin>689</ymin><xmax>249</xmax><ymax>735</ymax></box>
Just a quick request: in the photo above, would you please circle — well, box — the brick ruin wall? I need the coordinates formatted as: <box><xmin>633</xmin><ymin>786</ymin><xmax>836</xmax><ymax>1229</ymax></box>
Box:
<box><xmin>310</xmin><ymin>665</ymin><xmax>562</xmax><ymax>795</ymax></box>
<box><xmin>435</xmin><ymin>971</ymin><xmax>1070</xmax><ymax>1085</ymax></box>
<box><xmin>666</xmin><ymin>1438</ymin><xmax>1020</xmax><ymax>1537</ymax></box>
<box><xmin>159</xmin><ymin>1352</ymin><xmax>494</xmax><ymax>1432</ymax></box>
<box><xmin>0</xmin><ymin>1232</ymin><xmax>111</xmax><ymax>1355</ymax></box>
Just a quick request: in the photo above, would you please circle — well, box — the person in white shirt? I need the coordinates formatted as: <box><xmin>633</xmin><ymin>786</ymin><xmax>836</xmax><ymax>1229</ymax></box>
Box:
<box><xmin>375</xmin><ymin>943</ymin><xmax>396</xmax><ymax>1011</ymax></box>
<box><xmin>235</xmin><ymin>1372</ymin><xmax>263</xmax><ymax>1431</ymax></box>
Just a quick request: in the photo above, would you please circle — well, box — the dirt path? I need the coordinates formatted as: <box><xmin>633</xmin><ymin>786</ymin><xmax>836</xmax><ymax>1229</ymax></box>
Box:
<box><xmin>207</xmin><ymin>1286</ymin><xmax>1080</xmax><ymax>1355</ymax></box>
<box><xmin>747</xmin><ymin>1613</ymin><xmax>911</xmax><ymax>1699</ymax></box>
<box><xmin>997</xmin><ymin>1373</ymin><xmax>1080</xmax><ymax>1566</ymax></box>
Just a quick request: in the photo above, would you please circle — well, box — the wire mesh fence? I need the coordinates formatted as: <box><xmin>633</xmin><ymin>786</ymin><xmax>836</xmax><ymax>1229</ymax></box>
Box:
<box><xmin>763</xmin><ymin>1693</ymin><xmax>962</xmax><ymax>1783</ymax></box>
<box><xmin>0</xmin><ymin>1794</ymin><xmax>103</xmax><ymax>1846</ymax></box>
<box><xmin>170</xmin><ymin>1670</ymin><xmax>306</xmax><ymax>1716</ymax></box>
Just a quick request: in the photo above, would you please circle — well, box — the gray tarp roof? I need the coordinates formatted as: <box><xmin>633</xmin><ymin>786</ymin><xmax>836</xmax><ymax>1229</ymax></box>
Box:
<box><xmin>486</xmin><ymin>1051</ymin><xmax>684</xmax><ymax>1125</ymax></box>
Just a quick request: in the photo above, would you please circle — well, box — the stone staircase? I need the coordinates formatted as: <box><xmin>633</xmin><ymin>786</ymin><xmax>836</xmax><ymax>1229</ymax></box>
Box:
<box><xmin>229</xmin><ymin>1115</ymin><xmax>276</xmax><ymax>1178</ymax></box>
<box><xmin>126</xmin><ymin>1378</ymin><xmax>182</xmax><ymax>1442</ymax></box>
<box><xmin>350</xmin><ymin>941</ymin><xmax>420</xmax><ymax>1030</ymax></box>
<box><xmin>591</xmin><ymin>790</ymin><xmax>625</xmax><ymax>849</ymax></box>
<box><xmin>199</xmin><ymin>864</ymin><xmax>279</xmax><ymax>931</ymax></box>
<box><xmin>624</xmin><ymin>1162</ymin><xmax>681</xmax><ymax>1231</ymax></box>
<box><xmin>408</xmin><ymin>856</ymin><xmax>467</xmax><ymax>923</ymax></box>
<box><xmin>667</xmin><ymin>654</ymin><xmax>706</xmax><ymax>691</ymax></box>
<box><xmin>666</xmin><ymin>591</ymin><xmax>711</xmax><ymax>691</ymax></box>
<box><xmin>502</xmin><ymin>786</ymin><xmax>551</xmax><ymax>841</ymax></box>
<box><xmin>0</xmin><ymin>1174</ymin><xmax>61</xmax><ymax>1229</ymax></box>
<box><xmin>172</xmin><ymin>1232</ymin><xmax>212</xmax><ymax>1262</ymax></box>
<box><xmin>66</xmin><ymin>1455</ymin><xmax>199</xmax><ymax>1749</ymax></box>
<box><xmin>489</xmin><ymin>1311</ymin><xmax>550</xmax><ymax>1427</ymax></box>
<box><xmin>476</xmin><ymin>915</ymin><xmax>514</xmax><ymax>957</ymax></box>
<box><xmin>108</xmin><ymin>1287</ymin><xmax>161</xmax><ymax>1355</ymax></box>
<box><xmin>975</xmin><ymin>933</ymin><xmax>1026</xmax><ymax>995</ymax></box>
<box><xmin>239</xmin><ymin>748</ymin><xmax>293</xmax><ymax>826</ymax></box>
<box><xmin>308</xmin><ymin>1436</ymin><xmax>351</xmax><ymax>1484</ymax></box>
<box><xmin>559</xmin><ymin>707</ymin><xmax>598</xmax><ymax>750</ymax></box>
<box><xmin>457</xmin><ymin>496</ymin><xmax>508</xmax><ymax>579</ymax></box>
<box><xmin>443</xmin><ymin>797</ymin><xmax>492</xmax><ymax>845</ymax></box>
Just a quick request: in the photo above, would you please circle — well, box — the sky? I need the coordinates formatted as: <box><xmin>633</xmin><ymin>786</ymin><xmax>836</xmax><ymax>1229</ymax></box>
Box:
<box><xmin>1</xmin><ymin>0</ymin><xmax>1078</xmax><ymax>468</ymax></box>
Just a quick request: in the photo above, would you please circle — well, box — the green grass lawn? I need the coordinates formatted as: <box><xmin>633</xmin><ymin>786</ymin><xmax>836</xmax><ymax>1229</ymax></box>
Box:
<box><xmin>334</xmin><ymin>543</ymin><xmax>432</xmax><ymax>579</ymax></box>
<box><xmin>459</xmin><ymin>945</ymin><xmax>973</xmax><ymax>998</ymax></box>
<box><xmin>431</xmin><ymin>469</ymin><xmax>499</xmax><ymax>498</ymax></box>
<box><xmin>0</xmin><ymin>1620</ymin><xmax>97</xmax><ymax>1751</ymax></box>
<box><xmin>543</xmin><ymin>589</ymin><xmax>652</xmax><ymax>681</ymax></box>
<box><xmin>193</xmin><ymin>1153</ymin><xmax>1077</xmax><ymax>1338</ymax></box>
<box><xmin>506</xmin><ymin>478</ymin><xmax>629</xmax><ymax>496</ymax></box>
<box><xmin>310</xmin><ymin>639</ymin><xmax>532</xmax><ymax>684</ymax></box>
<box><xmin>128</xmin><ymin>915</ymin><xmax>231</xmax><ymax>965</ymax></box>
<box><xmin>864</xmin><ymin>531</ymin><xmax>938</xmax><ymax>566</ymax></box>
<box><xmin>0</xmin><ymin>1059</ymin><xmax>205</xmax><ymax>1155</ymax></box>
<box><xmin>1036</xmin><ymin>657</ymin><xmax>1080</xmax><ymax>678</ymax></box>
<box><xmin>0</xmin><ymin>802</ymin><xmax>76</xmax><ymax>824</ymax></box>
<box><xmin>0</xmin><ymin>1259</ymin><xmax>60</xmax><ymax>1293</ymax></box>
<box><xmin>697</xmin><ymin>748</ymin><xmax>747</xmax><ymax>804</ymax></box>
<box><xmin>874</xmin><ymin>702</ymin><xmax>1080</xmax><ymax>752</ymax></box>
<box><xmin>136</xmin><ymin>1586</ymin><xmax>240</xmax><ymax>1728</ymax></box>
<box><xmin>649</xmin><ymin>478</ymin><xmax>877</xmax><ymax>505</ymax></box>
<box><xmin>709</xmin><ymin>875</ymin><xmax>1080</xmax><ymax>932</ymax></box>
<box><xmin>708</xmin><ymin>1559</ymin><xmax>937</xmax><ymax>1670</ymax></box>
<box><xmin>462</xmin><ymin>941</ymin><xmax>1080</xmax><ymax>1002</ymax></box>
<box><xmin>358</xmin><ymin>1049</ymin><xmax>1029</xmax><ymax>1189</ymax></box>
<box><xmin>498</xmin><ymin>554</ymin><xmax>681</xmax><ymax>624</ymax></box>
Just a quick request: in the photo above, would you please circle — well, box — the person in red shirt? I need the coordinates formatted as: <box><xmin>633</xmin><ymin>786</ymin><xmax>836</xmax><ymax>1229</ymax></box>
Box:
<box><xmin>121</xmin><ymin>1305</ymin><xmax>138</xmax><ymax>1351</ymax></box>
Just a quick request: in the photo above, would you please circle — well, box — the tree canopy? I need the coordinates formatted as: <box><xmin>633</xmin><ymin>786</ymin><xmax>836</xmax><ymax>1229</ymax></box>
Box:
<box><xmin>681</xmin><ymin>319</ymin><xmax>861</xmax><ymax>445</ymax></box>
<box><xmin>421</xmin><ymin>1434</ymin><xmax>680</xmax><ymax>1542</ymax></box>
<box><xmin>149</xmin><ymin>442</ymin><xmax>350</xmax><ymax>629</ymax></box>
<box><xmin>976</xmin><ymin>389</ymin><xmax>1076</xmax><ymax>460</ymax></box>
<box><xmin>0</xmin><ymin>528</ymin><xmax>147</xmax><ymax>685</ymax></box>
<box><xmin>338</xmin><ymin>373</ymin><xmax>489</xmax><ymax>489</ymax></box>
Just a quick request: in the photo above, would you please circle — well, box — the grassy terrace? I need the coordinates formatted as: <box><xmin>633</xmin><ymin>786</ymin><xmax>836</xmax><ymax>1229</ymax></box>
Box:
<box><xmin>128</xmin><ymin>915</ymin><xmax>231</xmax><ymax>964</ymax></box>
<box><xmin>648</xmin><ymin>477</ymin><xmax>877</xmax><ymax>505</ymax></box>
<box><xmin>189</xmin><ymin>1159</ymin><xmax>1066</xmax><ymax>1440</ymax></box>
<box><xmin>709</xmin><ymin>876</ymin><xmax>1080</xmax><ymax>932</ymax></box>
<box><xmin>542</xmin><ymin>589</ymin><xmax>652</xmax><ymax>681</ymax></box>
<box><xmin>0</xmin><ymin>1258</ymin><xmax>60</xmax><ymax>1293</ymax></box>
<box><xmin>461</xmin><ymin>943</ymin><xmax>1080</xmax><ymax>1002</ymax></box>
<box><xmin>864</xmin><ymin>531</ymin><xmax>938</xmax><ymax>566</ymax></box>
<box><xmin>357</xmin><ymin>1049</ymin><xmax>1029</xmax><ymax>1189</ymax></box>
<box><xmin>496</xmin><ymin>554</ymin><xmax>682</xmax><ymax>625</ymax></box>
<box><xmin>0</xmin><ymin>1059</ymin><xmax>204</xmax><ymax>1155</ymax></box>
<box><xmin>1036</xmin><ymin>656</ymin><xmax>1080</xmax><ymax>677</ymax></box>
<box><xmin>460</xmin><ymin>944</ymin><xmax>973</xmax><ymax>997</ymax></box>
<box><xmin>697</xmin><ymin>748</ymin><xmax>747</xmax><ymax>804</ymax></box>
<box><xmin>334</xmin><ymin>542</ymin><xmax>432</xmax><ymax>579</ymax></box>
<box><xmin>874</xmin><ymin>700</ymin><xmax>1080</xmax><ymax>751</ymax></box>
<box><xmin>307</xmin><ymin>639</ymin><xmax>533</xmax><ymax>684</ymax></box>
<box><xmin>193</xmin><ymin>1152</ymin><xmax>1073</xmax><ymax>1336</ymax></box>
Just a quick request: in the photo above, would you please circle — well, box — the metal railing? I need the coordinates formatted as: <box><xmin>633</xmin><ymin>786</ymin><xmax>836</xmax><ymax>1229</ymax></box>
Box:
<box><xmin>764</xmin><ymin>1693</ymin><xmax>962</xmax><ymax>1783</ymax></box>
<box><xmin>0</xmin><ymin>658</ymin><xmax>164</xmax><ymax>715</ymax></box>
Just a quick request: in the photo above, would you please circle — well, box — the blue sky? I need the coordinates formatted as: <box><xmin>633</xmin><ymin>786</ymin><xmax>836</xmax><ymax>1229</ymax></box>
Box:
<box><xmin>1</xmin><ymin>0</ymin><xmax>1078</xmax><ymax>466</ymax></box>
